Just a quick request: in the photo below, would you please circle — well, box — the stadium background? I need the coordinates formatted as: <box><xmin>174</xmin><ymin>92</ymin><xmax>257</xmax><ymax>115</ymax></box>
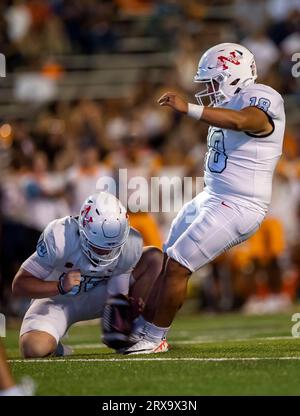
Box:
<box><xmin>0</xmin><ymin>0</ymin><xmax>300</xmax><ymax>320</ymax></box>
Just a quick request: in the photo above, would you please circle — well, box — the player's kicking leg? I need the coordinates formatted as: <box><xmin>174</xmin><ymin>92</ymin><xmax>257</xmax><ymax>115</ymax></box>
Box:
<box><xmin>123</xmin><ymin>191</ymin><xmax>264</xmax><ymax>354</ymax></box>
<box><xmin>121</xmin><ymin>246</ymin><xmax>167</xmax><ymax>350</ymax></box>
<box><xmin>102</xmin><ymin>246</ymin><xmax>167</xmax><ymax>352</ymax></box>
<box><xmin>130</xmin><ymin>246</ymin><xmax>164</xmax><ymax>316</ymax></box>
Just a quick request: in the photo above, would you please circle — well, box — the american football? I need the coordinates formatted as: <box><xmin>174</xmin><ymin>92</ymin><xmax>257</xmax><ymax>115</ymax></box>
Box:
<box><xmin>102</xmin><ymin>294</ymin><xmax>137</xmax><ymax>350</ymax></box>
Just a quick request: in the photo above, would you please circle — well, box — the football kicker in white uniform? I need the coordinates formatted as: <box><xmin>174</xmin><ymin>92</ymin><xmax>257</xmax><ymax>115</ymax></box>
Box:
<box><xmin>123</xmin><ymin>42</ymin><xmax>286</xmax><ymax>355</ymax></box>
<box><xmin>13</xmin><ymin>192</ymin><xmax>163</xmax><ymax>358</ymax></box>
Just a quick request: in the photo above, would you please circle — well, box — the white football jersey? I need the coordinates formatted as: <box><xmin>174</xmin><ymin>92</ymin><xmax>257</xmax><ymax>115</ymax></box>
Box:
<box><xmin>21</xmin><ymin>216</ymin><xmax>143</xmax><ymax>293</ymax></box>
<box><xmin>204</xmin><ymin>83</ymin><xmax>285</xmax><ymax>213</ymax></box>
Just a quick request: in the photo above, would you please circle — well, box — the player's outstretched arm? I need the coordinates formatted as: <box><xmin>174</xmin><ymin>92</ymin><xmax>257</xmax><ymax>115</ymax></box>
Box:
<box><xmin>158</xmin><ymin>92</ymin><xmax>273</xmax><ymax>135</ymax></box>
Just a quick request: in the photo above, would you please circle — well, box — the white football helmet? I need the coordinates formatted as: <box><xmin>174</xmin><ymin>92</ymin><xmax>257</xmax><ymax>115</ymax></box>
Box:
<box><xmin>194</xmin><ymin>43</ymin><xmax>257</xmax><ymax>106</ymax></box>
<box><xmin>78</xmin><ymin>192</ymin><xmax>130</xmax><ymax>266</ymax></box>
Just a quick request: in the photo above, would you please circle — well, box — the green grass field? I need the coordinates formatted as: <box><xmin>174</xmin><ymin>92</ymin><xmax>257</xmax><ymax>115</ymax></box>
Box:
<box><xmin>4</xmin><ymin>311</ymin><xmax>300</xmax><ymax>395</ymax></box>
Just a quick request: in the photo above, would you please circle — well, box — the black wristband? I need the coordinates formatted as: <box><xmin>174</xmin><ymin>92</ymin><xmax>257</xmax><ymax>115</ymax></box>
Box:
<box><xmin>57</xmin><ymin>279</ymin><xmax>67</xmax><ymax>295</ymax></box>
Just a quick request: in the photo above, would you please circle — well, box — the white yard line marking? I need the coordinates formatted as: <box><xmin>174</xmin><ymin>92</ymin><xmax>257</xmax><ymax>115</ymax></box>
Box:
<box><xmin>8</xmin><ymin>356</ymin><xmax>300</xmax><ymax>363</ymax></box>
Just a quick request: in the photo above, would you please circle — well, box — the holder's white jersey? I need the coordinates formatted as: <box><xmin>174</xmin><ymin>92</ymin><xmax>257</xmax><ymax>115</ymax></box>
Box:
<box><xmin>21</xmin><ymin>216</ymin><xmax>143</xmax><ymax>292</ymax></box>
<box><xmin>204</xmin><ymin>83</ymin><xmax>285</xmax><ymax>213</ymax></box>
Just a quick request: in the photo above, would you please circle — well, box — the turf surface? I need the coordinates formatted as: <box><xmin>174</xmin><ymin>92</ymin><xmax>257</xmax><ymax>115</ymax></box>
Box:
<box><xmin>4</xmin><ymin>312</ymin><xmax>300</xmax><ymax>395</ymax></box>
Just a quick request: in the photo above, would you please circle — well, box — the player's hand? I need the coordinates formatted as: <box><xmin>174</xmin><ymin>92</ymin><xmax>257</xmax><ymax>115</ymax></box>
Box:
<box><xmin>158</xmin><ymin>92</ymin><xmax>188</xmax><ymax>114</ymax></box>
<box><xmin>62</xmin><ymin>270</ymin><xmax>82</xmax><ymax>293</ymax></box>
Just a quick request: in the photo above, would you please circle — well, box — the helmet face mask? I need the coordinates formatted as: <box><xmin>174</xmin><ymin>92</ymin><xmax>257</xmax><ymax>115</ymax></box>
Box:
<box><xmin>79</xmin><ymin>230</ymin><xmax>124</xmax><ymax>266</ymax></box>
<box><xmin>78</xmin><ymin>192</ymin><xmax>130</xmax><ymax>267</ymax></box>
<box><xmin>194</xmin><ymin>43</ymin><xmax>257</xmax><ymax>106</ymax></box>
<box><xmin>194</xmin><ymin>74</ymin><xmax>227</xmax><ymax>106</ymax></box>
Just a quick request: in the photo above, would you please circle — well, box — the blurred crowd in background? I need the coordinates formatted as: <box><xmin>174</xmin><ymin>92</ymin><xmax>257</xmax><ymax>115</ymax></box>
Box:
<box><xmin>0</xmin><ymin>0</ymin><xmax>300</xmax><ymax>317</ymax></box>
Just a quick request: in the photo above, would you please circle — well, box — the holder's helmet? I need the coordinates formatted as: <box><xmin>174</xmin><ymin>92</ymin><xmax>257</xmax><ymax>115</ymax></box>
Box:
<box><xmin>78</xmin><ymin>192</ymin><xmax>129</xmax><ymax>266</ymax></box>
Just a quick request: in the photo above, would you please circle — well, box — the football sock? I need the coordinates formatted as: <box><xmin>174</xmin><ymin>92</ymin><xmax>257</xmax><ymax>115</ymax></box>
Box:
<box><xmin>132</xmin><ymin>317</ymin><xmax>169</xmax><ymax>342</ymax></box>
<box><xmin>144</xmin><ymin>321</ymin><xmax>170</xmax><ymax>342</ymax></box>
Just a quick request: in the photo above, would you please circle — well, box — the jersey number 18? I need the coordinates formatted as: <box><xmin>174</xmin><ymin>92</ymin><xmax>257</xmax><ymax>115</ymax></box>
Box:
<box><xmin>206</xmin><ymin>129</ymin><xmax>227</xmax><ymax>173</ymax></box>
